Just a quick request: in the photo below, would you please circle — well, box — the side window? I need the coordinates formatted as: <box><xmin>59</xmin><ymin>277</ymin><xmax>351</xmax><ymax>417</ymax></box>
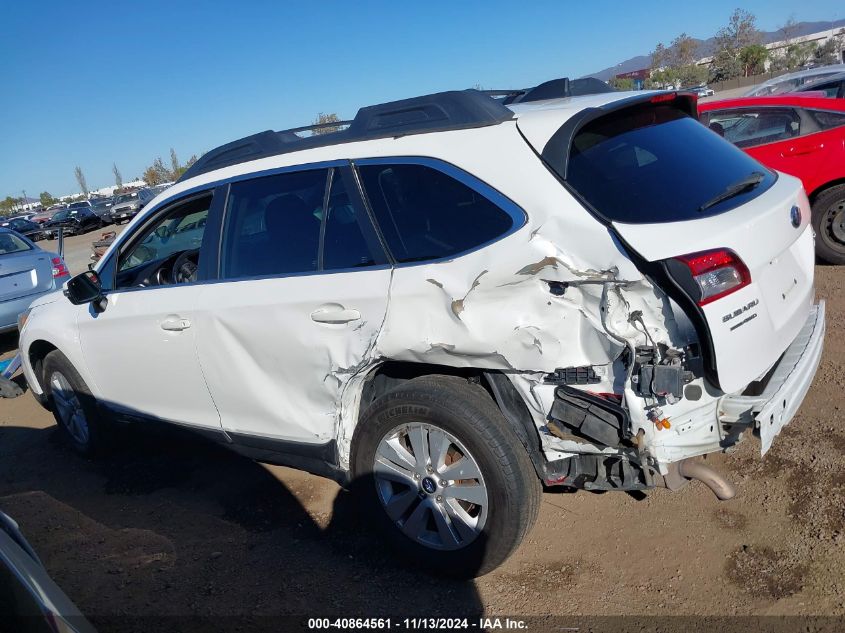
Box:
<box><xmin>322</xmin><ymin>170</ymin><xmax>378</xmax><ymax>270</ymax></box>
<box><xmin>358</xmin><ymin>163</ymin><xmax>514</xmax><ymax>263</ymax></box>
<box><xmin>809</xmin><ymin>109</ymin><xmax>845</xmax><ymax>130</ymax></box>
<box><xmin>222</xmin><ymin>170</ymin><xmax>326</xmax><ymax>279</ymax></box>
<box><xmin>116</xmin><ymin>194</ymin><xmax>211</xmax><ymax>287</ymax></box>
<box><xmin>707</xmin><ymin>108</ymin><xmax>800</xmax><ymax>148</ymax></box>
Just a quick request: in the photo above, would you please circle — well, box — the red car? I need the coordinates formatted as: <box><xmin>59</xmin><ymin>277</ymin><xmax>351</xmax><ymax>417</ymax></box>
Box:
<box><xmin>699</xmin><ymin>95</ymin><xmax>845</xmax><ymax>263</ymax></box>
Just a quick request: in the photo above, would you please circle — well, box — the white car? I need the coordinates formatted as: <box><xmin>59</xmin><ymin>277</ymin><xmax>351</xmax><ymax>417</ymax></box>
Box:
<box><xmin>745</xmin><ymin>64</ymin><xmax>845</xmax><ymax>96</ymax></box>
<box><xmin>17</xmin><ymin>79</ymin><xmax>825</xmax><ymax>577</ymax></box>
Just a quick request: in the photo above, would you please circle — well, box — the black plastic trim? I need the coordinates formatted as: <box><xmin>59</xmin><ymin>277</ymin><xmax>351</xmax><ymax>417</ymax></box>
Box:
<box><xmin>179</xmin><ymin>90</ymin><xmax>515</xmax><ymax>182</ymax></box>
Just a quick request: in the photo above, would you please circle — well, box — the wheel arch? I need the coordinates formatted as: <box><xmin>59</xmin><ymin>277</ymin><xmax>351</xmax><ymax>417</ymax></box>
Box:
<box><xmin>352</xmin><ymin>361</ymin><xmax>546</xmax><ymax>480</ymax></box>
<box><xmin>27</xmin><ymin>339</ymin><xmax>59</xmax><ymax>391</ymax></box>
<box><xmin>808</xmin><ymin>178</ymin><xmax>845</xmax><ymax>203</ymax></box>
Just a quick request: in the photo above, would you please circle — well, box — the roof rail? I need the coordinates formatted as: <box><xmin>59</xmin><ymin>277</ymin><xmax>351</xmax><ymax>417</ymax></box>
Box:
<box><xmin>178</xmin><ymin>77</ymin><xmax>611</xmax><ymax>182</ymax></box>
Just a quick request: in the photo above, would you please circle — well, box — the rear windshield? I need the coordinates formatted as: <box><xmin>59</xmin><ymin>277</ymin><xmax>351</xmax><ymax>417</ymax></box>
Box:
<box><xmin>0</xmin><ymin>232</ymin><xmax>31</xmax><ymax>254</ymax></box>
<box><xmin>554</xmin><ymin>102</ymin><xmax>775</xmax><ymax>224</ymax></box>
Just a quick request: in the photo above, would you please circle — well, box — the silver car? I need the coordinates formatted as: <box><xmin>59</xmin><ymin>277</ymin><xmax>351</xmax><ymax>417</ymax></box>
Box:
<box><xmin>0</xmin><ymin>228</ymin><xmax>70</xmax><ymax>333</ymax></box>
<box><xmin>745</xmin><ymin>64</ymin><xmax>845</xmax><ymax>96</ymax></box>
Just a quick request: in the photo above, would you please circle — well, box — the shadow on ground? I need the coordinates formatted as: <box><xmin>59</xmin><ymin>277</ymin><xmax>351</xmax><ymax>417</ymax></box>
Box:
<box><xmin>0</xmin><ymin>421</ymin><xmax>483</xmax><ymax>632</ymax></box>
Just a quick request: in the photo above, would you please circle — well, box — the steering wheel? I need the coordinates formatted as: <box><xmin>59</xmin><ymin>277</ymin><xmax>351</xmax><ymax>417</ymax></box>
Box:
<box><xmin>171</xmin><ymin>249</ymin><xmax>200</xmax><ymax>284</ymax></box>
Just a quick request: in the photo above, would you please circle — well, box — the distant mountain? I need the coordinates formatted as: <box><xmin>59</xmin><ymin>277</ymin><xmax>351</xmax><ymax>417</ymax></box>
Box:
<box><xmin>583</xmin><ymin>18</ymin><xmax>845</xmax><ymax>81</ymax></box>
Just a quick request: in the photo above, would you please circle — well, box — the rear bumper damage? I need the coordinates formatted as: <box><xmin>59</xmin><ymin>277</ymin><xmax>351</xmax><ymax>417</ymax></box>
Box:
<box><xmin>541</xmin><ymin>301</ymin><xmax>825</xmax><ymax>497</ymax></box>
<box><xmin>719</xmin><ymin>300</ymin><xmax>825</xmax><ymax>455</ymax></box>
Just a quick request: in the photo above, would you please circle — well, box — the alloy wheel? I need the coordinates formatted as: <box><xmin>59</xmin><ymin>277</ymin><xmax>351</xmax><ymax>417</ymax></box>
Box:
<box><xmin>49</xmin><ymin>371</ymin><xmax>90</xmax><ymax>445</ymax></box>
<box><xmin>373</xmin><ymin>422</ymin><xmax>488</xmax><ymax>551</ymax></box>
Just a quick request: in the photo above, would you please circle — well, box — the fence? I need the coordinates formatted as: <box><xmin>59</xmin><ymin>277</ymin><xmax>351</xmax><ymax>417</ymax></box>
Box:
<box><xmin>709</xmin><ymin>70</ymin><xmax>791</xmax><ymax>93</ymax></box>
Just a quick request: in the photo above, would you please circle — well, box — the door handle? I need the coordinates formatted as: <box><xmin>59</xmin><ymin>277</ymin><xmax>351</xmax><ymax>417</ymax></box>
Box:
<box><xmin>160</xmin><ymin>316</ymin><xmax>191</xmax><ymax>331</ymax></box>
<box><xmin>783</xmin><ymin>143</ymin><xmax>822</xmax><ymax>157</ymax></box>
<box><xmin>310</xmin><ymin>305</ymin><xmax>361</xmax><ymax>324</ymax></box>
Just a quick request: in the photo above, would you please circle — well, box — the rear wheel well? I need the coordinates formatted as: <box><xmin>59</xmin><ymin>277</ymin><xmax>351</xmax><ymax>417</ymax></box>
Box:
<box><xmin>809</xmin><ymin>179</ymin><xmax>845</xmax><ymax>203</ymax></box>
<box><xmin>357</xmin><ymin>361</ymin><xmax>546</xmax><ymax>480</ymax></box>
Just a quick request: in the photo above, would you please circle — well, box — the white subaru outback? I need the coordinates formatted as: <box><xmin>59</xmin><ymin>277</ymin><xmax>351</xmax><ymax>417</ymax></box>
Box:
<box><xmin>17</xmin><ymin>79</ymin><xmax>825</xmax><ymax>577</ymax></box>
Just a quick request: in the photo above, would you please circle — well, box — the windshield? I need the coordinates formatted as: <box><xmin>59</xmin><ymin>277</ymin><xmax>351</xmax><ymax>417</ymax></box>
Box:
<box><xmin>52</xmin><ymin>210</ymin><xmax>70</xmax><ymax>221</ymax></box>
<box><xmin>69</xmin><ymin>202</ymin><xmax>89</xmax><ymax>209</ymax></box>
<box><xmin>555</xmin><ymin>102</ymin><xmax>775</xmax><ymax>224</ymax></box>
<box><xmin>114</xmin><ymin>193</ymin><xmax>138</xmax><ymax>204</ymax></box>
<box><xmin>0</xmin><ymin>232</ymin><xmax>32</xmax><ymax>254</ymax></box>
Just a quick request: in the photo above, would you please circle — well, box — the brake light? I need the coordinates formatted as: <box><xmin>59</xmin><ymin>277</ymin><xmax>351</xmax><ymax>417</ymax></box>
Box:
<box><xmin>675</xmin><ymin>248</ymin><xmax>750</xmax><ymax>306</ymax></box>
<box><xmin>51</xmin><ymin>257</ymin><xmax>69</xmax><ymax>278</ymax></box>
<box><xmin>650</xmin><ymin>92</ymin><xmax>677</xmax><ymax>103</ymax></box>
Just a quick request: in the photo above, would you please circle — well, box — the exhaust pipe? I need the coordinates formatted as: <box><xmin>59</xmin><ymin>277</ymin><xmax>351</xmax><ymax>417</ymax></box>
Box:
<box><xmin>677</xmin><ymin>458</ymin><xmax>736</xmax><ymax>500</ymax></box>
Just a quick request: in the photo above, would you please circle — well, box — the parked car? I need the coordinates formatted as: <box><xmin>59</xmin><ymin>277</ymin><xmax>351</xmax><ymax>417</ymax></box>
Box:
<box><xmin>43</xmin><ymin>206</ymin><xmax>103</xmax><ymax>238</ymax></box>
<box><xmin>794</xmin><ymin>71</ymin><xmax>845</xmax><ymax>99</ymax></box>
<box><xmin>90</xmin><ymin>197</ymin><xmax>115</xmax><ymax>223</ymax></box>
<box><xmin>691</xmin><ymin>84</ymin><xmax>714</xmax><ymax>97</ymax></box>
<box><xmin>109</xmin><ymin>189</ymin><xmax>155</xmax><ymax>224</ymax></box>
<box><xmin>29</xmin><ymin>206</ymin><xmax>63</xmax><ymax>225</ymax></box>
<box><xmin>699</xmin><ymin>95</ymin><xmax>845</xmax><ymax>263</ymax></box>
<box><xmin>0</xmin><ymin>509</ymin><xmax>95</xmax><ymax>632</ymax></box>
<box><xmin>745</xmin><ymin>64</ymin><xmax>845</xmax><ymax>96</ymax></box>
<box><xmin>19</xmin><ymin>81</ymin><xmax>824</xmax><ymax>576</ymax></box>
<box><xmin>0</xmin><ymin>228</ymin><xmax>69</xmax><ymax>332</ymax></box>
<box><xmin>1</xmin><ymin>217</ymin><xmax>49</xmax><ymax>242</ymax></box>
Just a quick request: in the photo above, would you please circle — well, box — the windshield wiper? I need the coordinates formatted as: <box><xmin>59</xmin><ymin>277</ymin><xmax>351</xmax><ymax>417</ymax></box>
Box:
<box><xmin>698</xmin><ymin>171</ymin><xmax>765</xmax><ymax>212</ymax></box>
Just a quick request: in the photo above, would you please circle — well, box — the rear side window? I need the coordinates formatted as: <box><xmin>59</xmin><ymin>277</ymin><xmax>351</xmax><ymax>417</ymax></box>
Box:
<box><xmin>322</xmin><ymin>170</ymin><xmax>378</xmax><ymax>270</ymax></box>
<box><xmin>558</xmin><ymin>103</ymin><xmax>775</xmax><ymax>224</ymax></box>
<box><xmin>706</xmin><ymin>107</ymin><xmax>800</xmax><ymax>148</ymax></box>
<box><xmin>222</xmin><ymin>170</ymin><xmax>326</xmax><ymax>278</ymax></box>
<box><xmin>358</xmin><ymin>163</ymin><xmax>514</xmax><ymax>263</ymax></box>
<box><xmin>809</xmin><ymin>109</ymin><xmax>845</xmax><ymax>130</ymax></box>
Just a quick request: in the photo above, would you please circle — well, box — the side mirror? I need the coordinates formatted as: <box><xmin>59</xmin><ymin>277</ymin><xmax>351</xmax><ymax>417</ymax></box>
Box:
<box><xmin>64</xmin><ymin>270</ymin><xmax>107</xmax><ymax>313</ymax></box>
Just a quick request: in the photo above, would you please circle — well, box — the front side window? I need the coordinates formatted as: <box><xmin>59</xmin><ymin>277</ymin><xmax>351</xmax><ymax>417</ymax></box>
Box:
<box><xmin>706</xmin><ymin>107</ymin><xmax>800</xmax><ymax>148</ymax></box>
<box><xmin>222</xmin><ymin>170</ymin><xmax>326</xmax><ymax>278</ymax></box>
<box><xmin>116</xmin><ymin>194</ymin><xmax>211</xmax><ymax>287</ymax></box>
<box><xmin>358</xmin><ymin>163</ymin><xmax>514</xmax><ymax>263</ymax></box>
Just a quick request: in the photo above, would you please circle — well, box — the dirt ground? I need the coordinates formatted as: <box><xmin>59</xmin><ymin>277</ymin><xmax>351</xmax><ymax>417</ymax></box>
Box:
<box><xmin>0</xmin><ymin>259</ymin><xmax>843</xmax><ymax>632</ymax></box>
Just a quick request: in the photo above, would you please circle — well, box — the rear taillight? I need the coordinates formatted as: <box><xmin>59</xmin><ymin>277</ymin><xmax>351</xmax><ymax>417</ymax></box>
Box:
<box><xmin>51</xmin><ymin>257</ymin><xmax>69</xmax><ymax>278</ymax></box>
<box><xmin>674</xmin><ymin>249</ymin><xmax>750</xmax><ymax>306</ymax></box>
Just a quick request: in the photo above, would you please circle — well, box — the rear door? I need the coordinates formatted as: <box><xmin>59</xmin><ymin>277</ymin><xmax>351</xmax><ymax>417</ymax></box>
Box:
<box><xmin>518</xmin><ymin>96</ymin><xmax>815</xmax><ymax>393</ymax></box>
<box><xmin>705</xmin><ymin>105</ymin><xmax>840</xmax><ymax>195</ymax></box>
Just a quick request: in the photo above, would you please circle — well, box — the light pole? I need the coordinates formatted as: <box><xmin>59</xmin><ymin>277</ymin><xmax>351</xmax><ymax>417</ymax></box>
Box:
<box><xmin>21</xmin><ymin>190</ymin><xmax>27</xmax><ymax>212</ymax></box>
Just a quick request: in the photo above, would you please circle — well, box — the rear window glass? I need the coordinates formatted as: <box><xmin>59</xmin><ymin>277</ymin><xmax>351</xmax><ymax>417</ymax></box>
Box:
<box><xmin>358</xmin><ymin>163</ymin><xmax>515</xmax><ymax>263</ymax></box>
<box><xmin>809</xmin><ymin>109</ymin><xmax>845</xmax><ymax>130</ymax></box>
<box><xmin>0</xmin><ymin>233</ymin><xmax>31</xmax><ymax>254</ymax></box>
<box><xmin>557</xmin><ymin>103</ymin><xmax>775</xmax><ymax>224</ymax></box>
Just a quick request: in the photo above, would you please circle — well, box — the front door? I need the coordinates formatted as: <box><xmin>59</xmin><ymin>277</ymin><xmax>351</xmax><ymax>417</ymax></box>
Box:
<box><xmin>77</xmin><ymin>191</ymin><xmax>221</xmax><ymax>431</ymax></box>
<box><xmin>193</xmin><ymin>166</ymin><xmax>391</xmax><ymax>445</ymax></box>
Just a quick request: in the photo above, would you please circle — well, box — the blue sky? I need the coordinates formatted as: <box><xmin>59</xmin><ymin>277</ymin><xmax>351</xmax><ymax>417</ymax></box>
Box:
<box><xmin>1</xmin><ymin>0</ymin><xmax>841</xmax><ymax>197</ymax></box>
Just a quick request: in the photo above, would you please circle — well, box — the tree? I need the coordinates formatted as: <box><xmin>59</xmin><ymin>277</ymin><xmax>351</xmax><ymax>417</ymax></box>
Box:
<box><xmin>739</xmin><ymin>44</ymin><xmax>769</xmax><ymax>77</ymax></box>
<box><xmin>112</xmin><ymin>163</ymin><xmax>123</xmax><ymax>190</ymax></box>
<box><xmin>169</xmin><ymin>147</ymin><xmax>182</xmax><ymax>180</ymax></box>
<box><xmin>74</xmin><ymin>166</ymin><xmax>89</xmax><ymax>198</ymax></box>
<box><xmin>0</xmin><ymin>196</ymin><xmax>17</xmax><ymax>215</ymax></box>
<box><xmin>39</xmin><ymin>191</ymin><xmax>57</xmax><ymax>207</ymax></box>
<box><xmin>608</xmin><ymin>77</ymin><xmax>635</xmax><ymax>90</ymax></box>
<box><xmin>814</xmin><ymin>36</ymin><xmax>841</xmax><ymax>66</ymax></box>
<box><xmin>648</xmin><ymin>33</ymin><xmax>707</xmax><ymax>88</ymax></box>
<box><xmin>312</xmin><ymin>112</ymin><xmax>342</xmax><ymax>135</ymax></box>
<box><xmin>143</xmin><ymin>157</ymin><xmax>171</xmax><ymax>186</ymax></box>
<box><xmin>710</xmin><ymin>9</ymin><xmax>762</xmax><ymax>81</ymax></box>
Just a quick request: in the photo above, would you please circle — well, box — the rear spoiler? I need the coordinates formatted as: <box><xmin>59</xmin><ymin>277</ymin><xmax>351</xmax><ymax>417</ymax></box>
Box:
<box><xmin>540</xmin><ymin>91</ymin><xmax>697</xmax><ymax>181</ymax></box>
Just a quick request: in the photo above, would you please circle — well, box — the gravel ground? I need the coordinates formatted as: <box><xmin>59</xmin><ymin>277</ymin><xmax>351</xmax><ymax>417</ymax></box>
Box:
<box><xmin>0</xmin><ymin>260</ymin><xmax>842</xmax><ymax>632</ymax></box>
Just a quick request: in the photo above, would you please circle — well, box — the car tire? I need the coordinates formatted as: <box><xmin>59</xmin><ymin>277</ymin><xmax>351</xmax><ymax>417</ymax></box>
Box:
<box><xmin>351</xmin><ymin>374</ymin><xmax>540</xmax><ymax>578</ymax></box>
<box><xmin>42</xmin><ymin>350</ymin><xmax>107</xmax><ymax>456</ymax></box>
<box><xmin>812</xmin><ymin>184</ymin><xmax>845</xmax><ymax>265</ymax></box>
